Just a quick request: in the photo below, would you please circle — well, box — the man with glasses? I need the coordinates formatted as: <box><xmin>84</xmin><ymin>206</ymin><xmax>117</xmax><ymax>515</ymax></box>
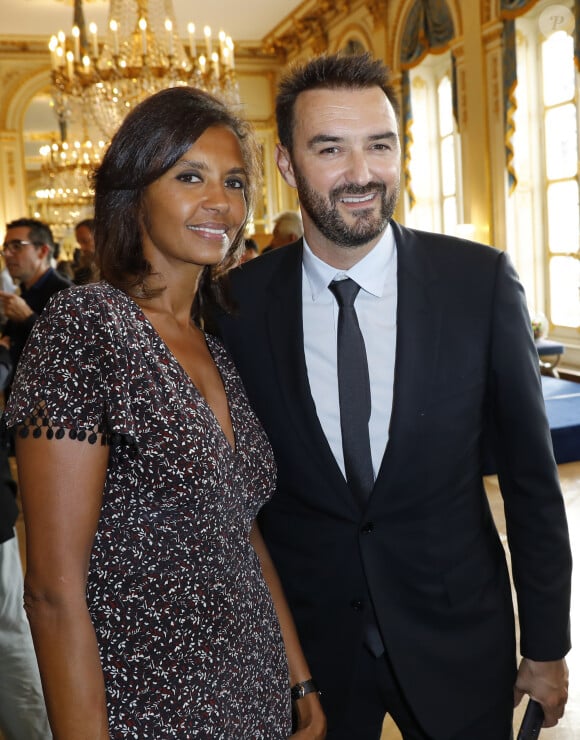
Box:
<box><xmin>0</xmin><ymin>218</ymin><xmax>60</xmax><ymax>736</ymax></box>
<box><xmin>0</xmin><ymin>218</ymin><xmax>71</xmax><ymax>398</ymax></box>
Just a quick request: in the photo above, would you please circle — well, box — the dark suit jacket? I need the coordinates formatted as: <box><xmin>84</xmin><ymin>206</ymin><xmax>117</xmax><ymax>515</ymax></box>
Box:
<box><xmin>3</xmin><ymin>267</ymin><xmax>71</xmax><ymax>389</ymax></box>
<box><xmin>214</xmin><ymin>221</ymin><xmax>572</xmax><ymax>737</ymax></box>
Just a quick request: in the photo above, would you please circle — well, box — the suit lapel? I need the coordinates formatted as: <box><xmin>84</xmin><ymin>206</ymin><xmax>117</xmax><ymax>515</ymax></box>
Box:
<box><xmin>265</xmin><ymin>243</ymin><xmax>359</xmax><ymax>514</ymax></box>
<box><xmin>372</xmin><ymin>223</ymin><xmax>443</xmax><ymax>498</ymax></box>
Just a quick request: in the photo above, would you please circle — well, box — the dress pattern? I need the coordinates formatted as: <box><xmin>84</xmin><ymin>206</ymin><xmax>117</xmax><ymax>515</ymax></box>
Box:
<box><xmin>4</xmin><ymin>282</ymin><xmax>291</xmax><ymax>738</ymax></box>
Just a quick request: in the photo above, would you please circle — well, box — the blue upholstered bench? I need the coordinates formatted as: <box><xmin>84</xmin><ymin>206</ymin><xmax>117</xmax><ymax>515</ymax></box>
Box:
<box><xmin>535</xmin><ymin>338</ymin><xmax>565</xmax><ymax>377</ymax></box>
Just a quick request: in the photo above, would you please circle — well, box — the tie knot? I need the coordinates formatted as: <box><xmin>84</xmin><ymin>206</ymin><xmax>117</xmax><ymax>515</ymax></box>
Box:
<box><xmin>329</xmin><ymin>277</ymin><xmax>360</xmax><ymax>308</ymax></box>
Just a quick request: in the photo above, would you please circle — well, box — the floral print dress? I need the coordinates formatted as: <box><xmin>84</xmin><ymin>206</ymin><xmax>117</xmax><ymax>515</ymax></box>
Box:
<box><xmin>5</xmin><ymin>281</ymin><xmax>291</xmax><ymax>739</ymax></box>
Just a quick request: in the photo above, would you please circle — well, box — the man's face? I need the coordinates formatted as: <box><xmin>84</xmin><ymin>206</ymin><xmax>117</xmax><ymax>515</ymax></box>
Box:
<box><xmin>2</xmin><ymin>226</ymin><xmax>48</xmax><ymax>286</ymax></box>
<box><xmin>75</xmin><ymin>225</ymin><xmax>95</xmax><ymax>255</ymax></box>
<box><xmin>276</xmin><ymin>86</ymin><xmax>401</xmax><ymax>261</ymax></box>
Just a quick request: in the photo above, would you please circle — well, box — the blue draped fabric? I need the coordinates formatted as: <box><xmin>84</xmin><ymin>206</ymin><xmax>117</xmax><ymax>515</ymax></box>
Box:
<box><xmin>501</xmin><ymin>0</ymin><xmax>539</xmax><ymax>16</ymax></box>
<box><xmin>400</xmin><ymin>0</ymin><xmax>455</xmax><ymax>69</ymax></box>
<box><xmin>451</xmin><ymin>52</ymin><xmax>458</xmax><ymax>129</ymax></box>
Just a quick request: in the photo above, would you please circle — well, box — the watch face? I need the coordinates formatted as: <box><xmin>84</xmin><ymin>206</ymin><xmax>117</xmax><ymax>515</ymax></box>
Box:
<box><xmin>291</xmin><ymin>686</ymin><xmax>303</xmax><ymax>700</ymax></box>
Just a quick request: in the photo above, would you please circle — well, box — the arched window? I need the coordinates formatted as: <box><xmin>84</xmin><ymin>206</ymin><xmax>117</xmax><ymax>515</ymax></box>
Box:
<box><xmin>404</xmin><ymin>53</ymin><xmax>461</xmax><ymax>235</ymax></box>
<box><xmin>398</xmin><ymin>0</ymin><xmax>460</xmax><ymax>234</ymax></box>
<box><xmin>508</xmin><ymin>0</ymin><xmax>580</xmax><ymax>336</ymax></box>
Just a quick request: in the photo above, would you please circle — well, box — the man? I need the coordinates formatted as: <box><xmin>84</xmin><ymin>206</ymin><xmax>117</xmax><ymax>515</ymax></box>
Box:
<box><xmin>213</xmin><ymin>53</ymin><xmax>572</xmax><ymax>739</ymax></box>
<box><xmin>262</xmin><ymin>210</ymin><xmax>304</xmax><ymax>253</ymax></box>
<box><xmin>74</xmin><ymin>218</ymin><xmax>96</xmax><ymax>257</ymax></box>
<box><xmin>0</xmin><ymin>337</ymin><xmax>51</xmax><ymax>738</ymax></box>
<box><xmin>241</xmin><ymin>237</ymin><xmax>260</xmax><ymax>263</ymax></box>
<box><xmin>73</xmin><ymin>218</ymin><xmax>99</xmax><ymax>285</ymax></box>
<box><xmin>0</xmin><ymin>218</ymin><xmax>71</xmax><ymax>393</ymax></box>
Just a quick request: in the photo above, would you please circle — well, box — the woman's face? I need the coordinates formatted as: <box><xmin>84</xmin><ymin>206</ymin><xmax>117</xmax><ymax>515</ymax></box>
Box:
<box><xmin>140</xmin><ymin>125</ymin><xmax>248</xmax><ymax>275</ymax></box>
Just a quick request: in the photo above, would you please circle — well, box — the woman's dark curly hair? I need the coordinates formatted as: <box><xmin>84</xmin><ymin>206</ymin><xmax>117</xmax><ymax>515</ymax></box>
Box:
<box><xmin>92</xmin><ymin>86</ymin><xmax>260</xmax><ymax>317</ymax></box>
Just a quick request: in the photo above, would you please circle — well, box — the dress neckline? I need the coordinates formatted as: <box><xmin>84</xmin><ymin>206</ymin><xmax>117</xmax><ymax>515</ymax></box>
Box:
<box><xmin>106</xmin><ymin>283</ymin><xmax>237</xmax><ymax>455</ymax></box>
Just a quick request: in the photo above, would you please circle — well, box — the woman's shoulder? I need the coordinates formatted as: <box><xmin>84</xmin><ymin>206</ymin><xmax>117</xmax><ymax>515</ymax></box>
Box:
<box><xmin>57</xmin><ymin>280</ymin><xmax>126</xmax><ymax>302</ymax></box>
<box><xmin>32</xmin><ymin>283</ymin><xmax>138</xmax><ymax>353</ymax></box>
<box><xmin>47</xmin><ymin>281</ymin><xmax>131</xmax><ymax>317</ymax></box>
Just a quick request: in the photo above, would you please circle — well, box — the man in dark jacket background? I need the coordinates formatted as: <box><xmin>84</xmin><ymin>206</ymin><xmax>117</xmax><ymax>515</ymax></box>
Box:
<box><xmin>0</xmin><ymin>218</ymin><xmax>71</xmax><ymax>399</ymax></box>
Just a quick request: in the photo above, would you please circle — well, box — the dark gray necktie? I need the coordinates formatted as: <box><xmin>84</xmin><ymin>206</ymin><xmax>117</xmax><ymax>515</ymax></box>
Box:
<box><xmin>329</xmin><ymin>278</ymin><xmax>374</xmax><ymax>504</ymax></box>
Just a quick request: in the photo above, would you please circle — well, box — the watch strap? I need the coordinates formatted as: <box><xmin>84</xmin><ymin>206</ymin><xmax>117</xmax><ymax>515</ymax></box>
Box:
<box><xmin>290</xmin><ymin>678</ymin><xmax>319</xmax><ymax>702</ymax></box>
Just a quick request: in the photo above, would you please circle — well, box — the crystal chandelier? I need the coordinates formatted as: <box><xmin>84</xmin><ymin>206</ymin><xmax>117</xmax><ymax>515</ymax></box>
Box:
<box><xmin>37</xmin><ymin>136</ymin><xmax>106</xmax><ymax>209</ymax></box>
<box><xmin>34</xmin><ymin>82</ymin><xmax>105</xmax><ymax>233</ymax></box>
<box><xmin>48</xmin><ymin>0</ymin><xmax>240</xmax><ymax>141</ymax></box>
<box><xmin>34</xmin><ymin>146</ymin><xmax>99</xmax><ymax>238</ymax></box>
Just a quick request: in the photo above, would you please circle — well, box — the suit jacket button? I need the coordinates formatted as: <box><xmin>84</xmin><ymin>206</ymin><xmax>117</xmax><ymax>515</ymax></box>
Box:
<box><xmin>361</xmin><ymin>522</ymin><xmax>374</xmax><ymax>534</ymax></box>
<box><xmin>350</xmin><ymin>599</ymin><xmax>364</xmax><ymax>611</ymax></box>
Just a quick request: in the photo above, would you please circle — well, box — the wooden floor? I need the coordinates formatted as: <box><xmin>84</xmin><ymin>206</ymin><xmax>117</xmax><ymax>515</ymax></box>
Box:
<box><xmin>381</xmin><ymin>461</ymin><xmax>580</xmax><ymax>739</ymax></box>
<box><xmin>8</xmin><ymin>461</ymin><xmax>580</xmax><ymax>738</ymax></box>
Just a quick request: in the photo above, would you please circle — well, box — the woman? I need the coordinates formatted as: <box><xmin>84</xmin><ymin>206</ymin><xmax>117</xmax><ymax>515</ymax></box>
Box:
<box><xmin>4</xmin><ymin>87</ymin><xmax>325</xmax><ymax>739</ymax></box>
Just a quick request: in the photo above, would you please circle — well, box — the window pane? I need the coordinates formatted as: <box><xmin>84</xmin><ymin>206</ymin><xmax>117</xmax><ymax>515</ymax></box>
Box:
<box><xmin>409</xmin><ymin>77</ymin><xmax>432</xmax><ymax>199</ymax></box>
<box><xmin>411</xmin><ymin>201</ymin><xmax>437</xmax><ymax>231</ymax></box>
<box><xmin>437</xmin><ymin>76</ymin><xmax>453</xmax><ymax>136</ymax></box>
<box><xmin>443</xmin><ymin>196</ymin><xmax>457</xmax><ymax>235</ymax></box>
<box><xmin>542</xmin><ymin>32</ymin><xmax>575</xmax><ymax>106</ymax></box>
<box><xmin>440</xmin><ymin>136</ymin><xmax>456</xmax><ymax>196</ymax></box>
<box><xmin>550</xmin><ymin>255</ymin><xmax>580</xmax><ymax>327</ymax></box>
<box><xmin>547</xmin><ymin>180</ymin><xmax>579</xmax><ymax>253</ymax></box>
<box><xmin>545</xmin><ymin>103</ymin><xmax>578</xmax><ymax>180</ymax></box>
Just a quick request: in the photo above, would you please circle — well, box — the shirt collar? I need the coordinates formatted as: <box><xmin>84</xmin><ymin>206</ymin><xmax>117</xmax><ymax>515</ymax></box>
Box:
<box><xmin>302</xmin><ymin>222</ymin><xmax>396</xmax><ymax>302</ymax></box>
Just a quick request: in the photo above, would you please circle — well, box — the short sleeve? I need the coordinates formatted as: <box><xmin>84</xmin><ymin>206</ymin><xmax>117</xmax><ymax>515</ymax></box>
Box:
<box><xmin>4</xmin><ymin>284</ymin><xmax>138</xmax><ymax>447</ymax></box>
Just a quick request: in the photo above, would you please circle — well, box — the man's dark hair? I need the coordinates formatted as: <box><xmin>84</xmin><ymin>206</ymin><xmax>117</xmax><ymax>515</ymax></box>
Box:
<box><xmin>5</xmin><ymin>218</ymin><xmax>56</xmax><ymax>260</ymax></box>
<box><xmin>276</xmin><ymin>52</ymin><xmax>399</xmax><ymax>154</ymax></box>
<box><xmin>75</xmin><ymin>218</ymin><xmax>95</xmax><ymax>233</ymax></box>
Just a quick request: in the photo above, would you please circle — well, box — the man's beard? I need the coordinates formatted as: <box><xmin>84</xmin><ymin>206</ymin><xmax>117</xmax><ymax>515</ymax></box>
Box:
<box><xmin>293</xmin><ymin>168</ymin><xmax>400</xmax><ymax>248</ymax></box>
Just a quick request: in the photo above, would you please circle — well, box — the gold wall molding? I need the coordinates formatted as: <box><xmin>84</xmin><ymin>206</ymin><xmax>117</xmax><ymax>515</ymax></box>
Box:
<box><xmin>482</xmin><ymin>20</ymin><xmax>504</xmax><ymax>122</ymax></box>
<box><xmin>262</xmin><ymin>0</ymin><xmax>352</xmax><ymax>60</ymax></box>
<box><xmin>333</xmin><ymin>23</ymin><xmax>373</xmax><ymax>53</ymax></box>
<box><xmin>364</xmin><ymin>0</ymin><xmax>388</xmax><ymax>29</ymax></box>
<box><xmin>260</xmin><ymin>0</ymin><xmax>390</xmax><ymax>60</ymax></box>
<box><xmin>482</xmin><ymin>0</ymin><xmax>503</xmax><ymax>25</ymax></box>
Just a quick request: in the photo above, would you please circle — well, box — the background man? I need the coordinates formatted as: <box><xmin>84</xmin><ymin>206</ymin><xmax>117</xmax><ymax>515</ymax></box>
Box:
<box><xmin>74</xmin><ymin>218</ymin><xmax>95</xmax><ymax>258</ymax></box>
<box><xmin>0</xmin><ymin>218</ymin><xmax>71</xmax><ymax>395</ymax></box>
<box><xmin>262</xmin><ymin>210</ymin><xmax>304</xmax><ymax>253</ymax></box>
<box><xmin>73</xmin><ymin>218</ymin><xmax>99</xmax><ymax>285</ymax></box>
<box><xmin>212</xmin><ymin>53</ymin><xmax>571</xmax><ymax>739</ymax></box>
<box><xmin>241</xmin><ymin>237</ymin><xmax>260</xmax><ymax>263</ymax></box>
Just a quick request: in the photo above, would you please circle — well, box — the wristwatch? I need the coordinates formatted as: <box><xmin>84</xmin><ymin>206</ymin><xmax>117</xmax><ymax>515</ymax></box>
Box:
<box><xmin>290</xmin><ymin>678</ymin><xmax>320</xmax><ymax>702</ymax></box>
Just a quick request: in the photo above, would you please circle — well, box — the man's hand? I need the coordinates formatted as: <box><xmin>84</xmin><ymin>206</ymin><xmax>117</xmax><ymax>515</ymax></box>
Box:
<box><xmin>0</xmin><ymin>291</ymin><xmax>34</xmax><ymax>322</ymax></box>
<box><xmin>514</xmin><ymin>657</ymin><xmax>568</xmax><ymax>727</ymax></box>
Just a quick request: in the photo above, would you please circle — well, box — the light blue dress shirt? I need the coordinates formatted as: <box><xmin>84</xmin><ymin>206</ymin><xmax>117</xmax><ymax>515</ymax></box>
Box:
<box><xmin>302</xmin><ymin>225</ymin><xmax>397</xmax><ymax>480</ymax></box>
